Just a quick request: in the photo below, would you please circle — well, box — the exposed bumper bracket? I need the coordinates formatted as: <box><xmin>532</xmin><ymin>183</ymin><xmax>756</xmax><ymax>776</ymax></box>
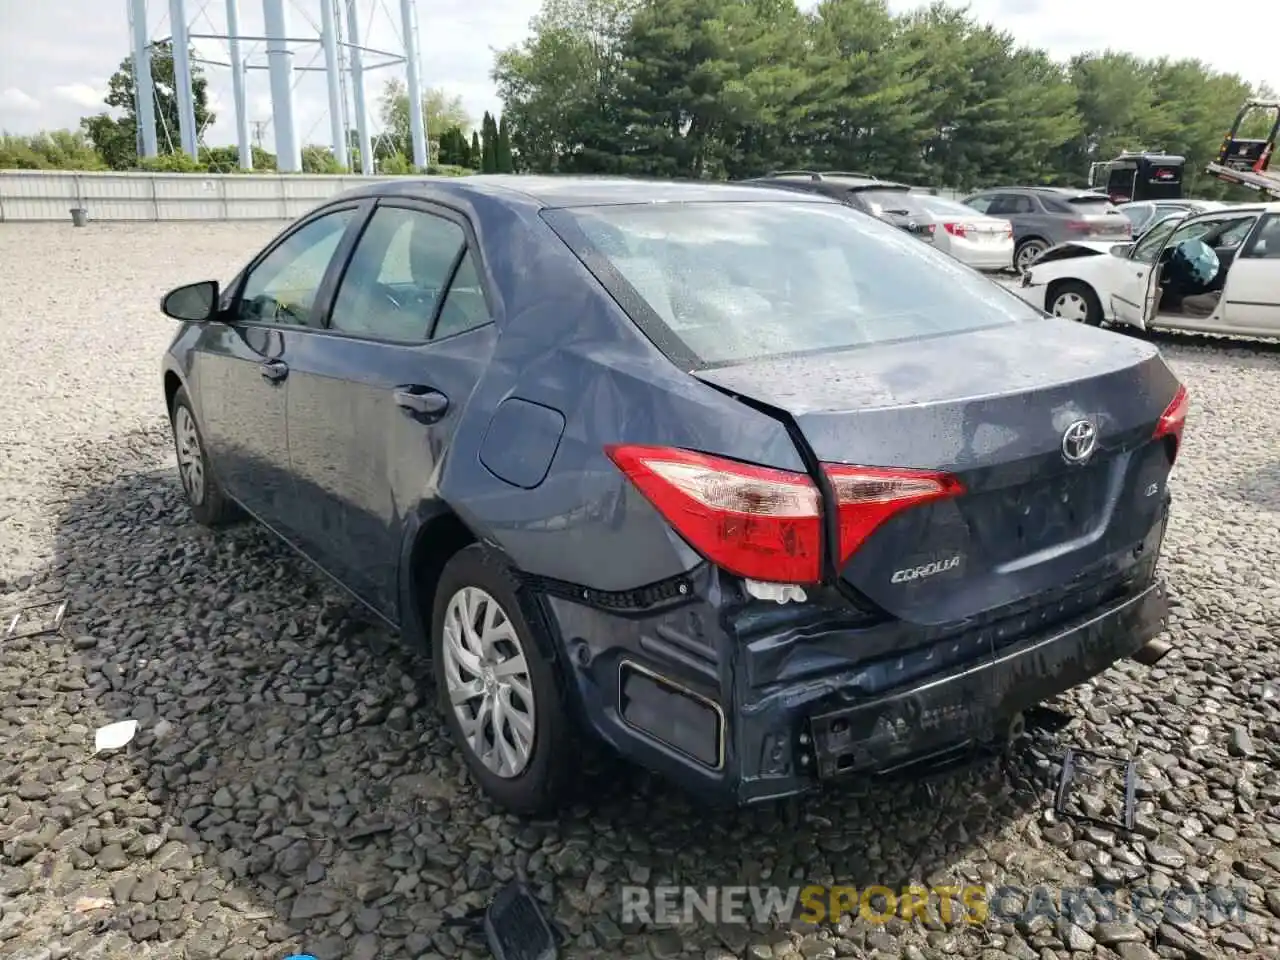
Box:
<box><xmin>3</xmin><ymin>598</ymin><xmax>69</xmax><ymax>641</ymax></box>
<box><xmin>1054</xmin><ymin>746</ymin><xmax>1137</xmax><ymax>833</ymax></box>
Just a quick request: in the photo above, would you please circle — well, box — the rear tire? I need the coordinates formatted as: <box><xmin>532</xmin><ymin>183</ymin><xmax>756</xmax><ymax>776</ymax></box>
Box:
<box><xmin>1047</xmin><ymin>280</ymin><xmax>1103</xmax><ymax>326</ymax></box>
<box><xmin>431</xmin><ymin>544</ymin><xmax>577</xmax><ymax>816</ymax></box>
<box><xmin>1015</xmin><ymin>238</ymin><xmax>1049</xmax><ymax>273</ymax></box>
<box><xmin>170</xmin><ymin>387</ymin><xmax>238</xmax><ymax>527</ymax></box>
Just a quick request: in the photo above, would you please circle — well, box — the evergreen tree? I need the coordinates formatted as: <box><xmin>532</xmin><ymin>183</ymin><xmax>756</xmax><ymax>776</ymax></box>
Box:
<box><xmin>481</xmin><ymin>111</ymin><xmax>498</xmax><ymax>173</ymax></box>
<box><xmin>497</xmin><ymin>114</ymin><xmax>514</xmax><ymax>172</ymax></box>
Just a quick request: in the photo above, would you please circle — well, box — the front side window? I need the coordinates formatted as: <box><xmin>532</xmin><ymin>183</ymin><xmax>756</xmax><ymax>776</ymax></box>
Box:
<box><xmin>1165</xmin><ymin>215</ymin><xmax>1259</xmax><ymax>253</ymax></box>
<box><xmin>1130</xmin><ymin>217</ymin><xmax>1182</xmax><ymax>264</ymax></box>
<box><xmin>545</xmin><ymin>200</ymin><xmax>1042</xmax><ymax>367</ymax></box>
<box><xmin>329</xmin><ymin>206</ymin><xmax>465</xmax><ymax>341</ymax></box>
<box><xmin>237</xmin><ymin>209</ymin><xmax>354</xmax><ymax>326</ymax></box>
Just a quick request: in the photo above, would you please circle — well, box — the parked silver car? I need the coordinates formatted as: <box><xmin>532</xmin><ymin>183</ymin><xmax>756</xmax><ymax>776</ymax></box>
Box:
<box><xmin>912</xmin><ymin>195</ymin><xmax>1014</xmax><ymax>272</ymax></box>
<box><xmin>962</xmin><ymin>186</ymin><xmax>1133</xmax><ymax>273</ymax></box>
<box><xmin>1118</xmin><ymin>199</ymin><xmax>1228</xmax><ymax>235</ymax></box>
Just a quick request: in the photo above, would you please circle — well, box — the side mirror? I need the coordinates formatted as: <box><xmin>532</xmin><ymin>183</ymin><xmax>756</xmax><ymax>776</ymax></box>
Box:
<box><xmin>161</xmin><ymin>280</ymin><xmax>219</xmax><ymax>323</ymax></box>
<box><xmin>1110</xmin><ymin>244</ymin><xmax>1131</xmax><ymax>258</ymax></box>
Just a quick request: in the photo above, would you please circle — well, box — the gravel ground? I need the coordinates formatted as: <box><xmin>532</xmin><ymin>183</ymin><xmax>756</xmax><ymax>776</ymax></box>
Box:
<box><xmin>1</xmin><ymin>221</ymin><xmax>1278</xmax><ymax>960</ymax></box>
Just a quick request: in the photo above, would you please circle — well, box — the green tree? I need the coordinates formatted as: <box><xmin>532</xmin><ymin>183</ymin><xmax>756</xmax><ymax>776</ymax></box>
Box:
<box><xmin>0</xmin><ymin>130</ymin><xmax>105</xmax><ymax>170</ymax></box>
<box><xmin>377</xmin><ymin>78</ymin><xmax>471</xmax><ymax>165</ymax></box>
<box><xmin>481</xmin><ymin>111</ymin><xmax>498</xmax><ymax>172</ymax></box>
<box><xmin>496</xmin><ymin>114</ymin><xmax>514</xmax><ymax>171</ymax></box>
<box><xmin>80</xmin><ymin>41</ymin><xmax>215</xmax><ymax>170</ymax></box>
<box><xmin>436</xmin><ymin>125</ymin><xmax>472</xmax><ymax>166</ymax></box>
<box><xmin>803</xmin><ymin>0</ymin><xmax>932</xmax><ymax>179</ymax></box>
<box><xmin>301</xmin><ymin>145</ymin><xmax>344</xmax><ymax>173</ymax></box>
<box><xmin>493</xmin><ymin>0</ymin><xmax>636</xmax><ymax>172</ymax></box>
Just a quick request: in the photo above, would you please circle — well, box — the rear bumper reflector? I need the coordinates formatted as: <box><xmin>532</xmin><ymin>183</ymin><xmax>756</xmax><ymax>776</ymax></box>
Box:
<box><xmin>618</xmin><ymin>660</ymin><xmax>725</xmax><ymax>770</ymax></box>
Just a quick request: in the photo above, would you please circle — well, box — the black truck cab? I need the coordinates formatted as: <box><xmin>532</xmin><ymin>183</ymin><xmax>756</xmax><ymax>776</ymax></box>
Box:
<box><xmin>1089</xmin><ymin>153</ymin><xmax>1185</xmax><ymax>203</ymax></box>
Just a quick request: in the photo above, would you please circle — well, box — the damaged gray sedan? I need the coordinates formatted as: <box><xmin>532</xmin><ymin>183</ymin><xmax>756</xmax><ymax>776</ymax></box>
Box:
<box><xmin>158</xmin><ymin>176</ymin><xmax>1187</xmax><ymax>813</ymax></box>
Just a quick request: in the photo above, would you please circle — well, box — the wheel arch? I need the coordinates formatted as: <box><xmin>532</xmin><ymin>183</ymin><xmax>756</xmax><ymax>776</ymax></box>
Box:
<box><xmin>398</xmin><ymin>505</ymin><xmax>479</xmax><ymax>653</ymax></box>
<box><xmin>1044</xmin><ymin>276</ymin><xmax>1103</xmax><ymax>320</ymax></box>
<box><xmin>163</xmin><ymin>369</ymin><xmax>184</xmax><ymax>416</ymax></box>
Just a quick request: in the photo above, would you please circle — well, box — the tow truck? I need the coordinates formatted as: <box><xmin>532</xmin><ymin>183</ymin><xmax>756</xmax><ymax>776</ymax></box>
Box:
<box><xmin>1088</xmin><ymin>151</ymin><xmax>1185</xmax><ymax>203</ymax></box>
<box><xmin>1206</xmin><ymin>99</ymin><xmax>1280</xmax><ymax>198</ymax></box>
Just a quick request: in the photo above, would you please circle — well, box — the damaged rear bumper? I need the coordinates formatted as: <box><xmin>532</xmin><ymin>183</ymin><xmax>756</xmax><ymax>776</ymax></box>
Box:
<box><xmin>804</xmin><ymin>581</ymin><xmax>1166</xmax><ymax>782</ymax></box>
<box><xmin>537</xmin><ymin>562</ymin><xmax>1168</xmax><ymax>807</ymax></box>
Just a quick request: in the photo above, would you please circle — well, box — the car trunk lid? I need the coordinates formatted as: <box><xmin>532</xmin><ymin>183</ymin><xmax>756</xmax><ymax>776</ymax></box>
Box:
<box><xmin>693</xmin><ymin>320</ymin><xmax>1179</xmax><ymax>626</ymax></box>
<box><xmin>1066</xmin><ymin>196</ymin><xmax>1133</xmax><ymax>239</ymax></box>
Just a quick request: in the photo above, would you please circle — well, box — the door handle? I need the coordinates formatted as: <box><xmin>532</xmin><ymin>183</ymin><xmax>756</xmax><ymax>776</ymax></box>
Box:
<box><xmin>394</xmin><ymin>387</ymin><xmax>449</xmax><ymax>422</ymax></box>
<box><xmin>260</xmin><ymin>359</ymin><xmax>289</xmax><ymax>383</ymax></box>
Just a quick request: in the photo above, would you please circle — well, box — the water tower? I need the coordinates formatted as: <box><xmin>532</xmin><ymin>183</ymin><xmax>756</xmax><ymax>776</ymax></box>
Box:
<box><xmin>126</xmin><ymin>0</ymin><xmax>426</xmax><ymax>173</ymax></box>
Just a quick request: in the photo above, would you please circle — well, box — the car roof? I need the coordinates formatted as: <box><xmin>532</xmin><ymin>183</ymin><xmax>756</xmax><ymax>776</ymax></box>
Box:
<box><xmin>337</xmin><ymin>174</ymin><xmax>838</xmax><ymax>210</ymax></box>
<box><xmin>971</xmin><ymin>186</ymin><xmax>1098</xmax><ymax>198</ymax></box>
<box><xmin>1187</xmin><ymin>201</ymin><xmax>1280</xmax><ymax>215</ymax></box>
<box><xmin>740</xmin><ymin>174</ymin><xmax>911</xmax><ymax>191</ymax></box>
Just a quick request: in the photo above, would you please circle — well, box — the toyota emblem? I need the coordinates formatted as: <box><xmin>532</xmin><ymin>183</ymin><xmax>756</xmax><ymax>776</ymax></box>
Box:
<box><xmin>1061</xmin><ymin>420</ymin><xmax>1098</xmax><ymax>464</ymax></box>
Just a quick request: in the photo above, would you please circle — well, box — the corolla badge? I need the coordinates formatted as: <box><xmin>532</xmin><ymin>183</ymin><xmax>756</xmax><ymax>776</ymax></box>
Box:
<box><xmin>891</xmin><ymin>555</ymin><xmax>961</xmax><ymax>584</ymax></box>
<box><xmin>1061</xmin><ymin>419</ymin><xmax>1098</xmax><ymax>464</ymax></box>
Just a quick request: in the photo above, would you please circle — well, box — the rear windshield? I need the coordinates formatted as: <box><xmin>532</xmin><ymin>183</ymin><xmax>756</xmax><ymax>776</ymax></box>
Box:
<box><xmin>1069</xmin><ymin>196</ymin><xmax>1120</xmax><ymax>214</ymax></box>
<box><xmin>855</xmin><ymin>189</ymin><xmax>930</xmax><ymax>216</ymax></box>
<box><xmin>543</xmin><ymin>201</ymin><xmax>1042</xmax><ymax>367</ymax></box>
<box><xmin>917</xmin><ymin>195</ymin><xmax>984</xmax><ymax>218</ymax></box>
<box><xmin>1041</xmin><ymin>194</ymin><xmax>1121</xmax><ymax>216</ymax></box>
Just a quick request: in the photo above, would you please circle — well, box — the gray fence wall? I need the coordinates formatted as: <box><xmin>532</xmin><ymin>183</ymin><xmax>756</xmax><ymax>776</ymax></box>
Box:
<box><xmin>0</xmin><ymin>170</ymin><xmax>399</xmax><ymax>222</ymax></box>
<box><xmin>0</xmin><ymin>170</ymin><xmax>966</xmax><ymax>222</ymax></box>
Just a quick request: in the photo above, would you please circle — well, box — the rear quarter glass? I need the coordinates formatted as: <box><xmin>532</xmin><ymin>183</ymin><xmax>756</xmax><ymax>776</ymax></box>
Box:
<box><xmin>541</xmin><ymin>201</ymin><xmax>1043</xmax><ymax>369</ymax></box>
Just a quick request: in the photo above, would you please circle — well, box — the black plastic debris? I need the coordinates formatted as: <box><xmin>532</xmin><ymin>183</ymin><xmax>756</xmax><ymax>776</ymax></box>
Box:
<box><xmin>484</xmin><ymin>881</ymin><xmax>559</xmax><ymax>960</ymax></box>
<box><xmin>1054</xmin><ymin>746</ymin><xmax>1137</xmax><ymax>832</ymax></box>
<box><xmin>3</xmin><ymin>598</ymin><xmax>68</xmax><ymax>641</ymax></box>
<box><xmin>441</xmin><ymin>880</ymin><xmax>560</xmax><ymax>960</ymax></box>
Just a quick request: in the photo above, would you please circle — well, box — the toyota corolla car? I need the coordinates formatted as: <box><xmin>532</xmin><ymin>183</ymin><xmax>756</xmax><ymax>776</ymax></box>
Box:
<box><xmin>159</xmin><ymin>176</ymin><xmax>1186</xmax><ymax>815</ymax></box>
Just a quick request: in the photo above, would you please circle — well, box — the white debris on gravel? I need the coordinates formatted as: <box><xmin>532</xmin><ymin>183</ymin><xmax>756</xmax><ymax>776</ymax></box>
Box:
<box><xmin>1</xmin><ymin>221</ymin><xmax>1279</xmax><ymax>960</ymax></box>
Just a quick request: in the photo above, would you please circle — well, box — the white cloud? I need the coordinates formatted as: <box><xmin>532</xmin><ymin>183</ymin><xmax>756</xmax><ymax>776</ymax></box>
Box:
<box><xmin>0</xmin><ymin>87</ymin><xmax>40</xmax><ymax>112</ymax></box>
<box><xmin>52</xmin><ymin>83</ymin><xmax>106</xmax><ymax>109</ymax></box>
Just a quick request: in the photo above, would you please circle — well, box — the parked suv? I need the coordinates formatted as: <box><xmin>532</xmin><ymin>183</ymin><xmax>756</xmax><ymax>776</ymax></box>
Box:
<box><xmin>739</xmin><ymin>171</ymin><xmax>938</xmax><ymax>242</ymax></box>
<box><xmin>962</xmin><ymin>186</ymin><xmax>1133</xmax><ymax>272</ymax></box>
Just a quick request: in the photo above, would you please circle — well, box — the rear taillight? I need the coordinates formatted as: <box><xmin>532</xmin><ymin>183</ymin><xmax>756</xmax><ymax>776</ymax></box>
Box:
<box><xmin>942</xmin><ymin>222</ymin><xmax>969</xmax><ymax>238</ymax></box>
<box><xmin>1153</xmin><ymin>384</ymin><xmax>1190</xmax><ymax>462</ymax></box>
<box><xmin>606</xmin><ymin>445</ymin><xmax>824</xmax><ymax>583</ymax></box>
<box><xmin>606</xmin><ymin>445</ymin><xmax>964</xmax><ymax>584</ymax></box>
<box><xmin>825</xmin><ymin>465</ymin><xmax>964</xmax><ymax>566</ymax></box>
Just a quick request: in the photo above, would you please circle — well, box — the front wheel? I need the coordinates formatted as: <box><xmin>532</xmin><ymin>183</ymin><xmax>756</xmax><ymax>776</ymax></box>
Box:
<box><xmin>170</xmin><ymin>387</ymin><xmax>239</xmax><ymax>527</ymax></box>
<box><xmin>431</xmin><ymin>544</ymin><xmax>578</xmax><ymax>815</ymax></box>
<box><xmin>1047</xmin><ymin>280</ymin><xmax>1103</xmax><ymax>326</ymax></box>
<box><xmin>1015</xmin><ymin>239</ymin><xmax>1049</xmax><ymax>274</ymax></box>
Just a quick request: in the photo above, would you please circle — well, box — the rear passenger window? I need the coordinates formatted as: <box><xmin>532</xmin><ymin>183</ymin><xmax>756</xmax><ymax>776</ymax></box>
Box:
<box><xmin>329</xmin><ymin>207</ymin><xmax>464</xmax><ymax>341</ymax></box>
<box><xmin>432</xmin><ymin>251</ymin><xmax>491</xmax><ymax>339</ymax></box>
<box><xmin>985</xmin><ymin>195</ymin><xmax>1020</xmax><ymax>215</ymax></box>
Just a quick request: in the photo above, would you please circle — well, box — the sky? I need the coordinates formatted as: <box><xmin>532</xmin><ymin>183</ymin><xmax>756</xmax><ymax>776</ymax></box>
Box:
<box><xmin>0</xmin><ymin>0</ymin><xmax>1275</xmax><ymax>154</ymax></box>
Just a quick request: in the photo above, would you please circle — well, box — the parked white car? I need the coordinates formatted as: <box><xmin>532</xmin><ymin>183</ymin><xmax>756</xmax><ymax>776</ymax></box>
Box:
<box><xmin>913</xmin><ymin>194</ymin><xmax>1015</xmax><ymax>271</ymax></box>
<box><xmin>1014</xmin><ymin>202</ymin><xmax>1280</xmax><ymax>337</ymax></box>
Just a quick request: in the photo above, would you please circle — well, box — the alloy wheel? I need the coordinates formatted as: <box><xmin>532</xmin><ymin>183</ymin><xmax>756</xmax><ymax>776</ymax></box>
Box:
<box><xmin>1016</xmin><ymin>243</ymin><xmax>1044</xmax><ymax>273</ymax></box>
<box><xmin>174</xmin><ymin>406</ymin><xmax>206</xmax><ymax>506</ymax></box>
<box><xmin>441</xmin><ymin>586</ymin><xmax>536</xmax><ymax>778</ymax></box>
